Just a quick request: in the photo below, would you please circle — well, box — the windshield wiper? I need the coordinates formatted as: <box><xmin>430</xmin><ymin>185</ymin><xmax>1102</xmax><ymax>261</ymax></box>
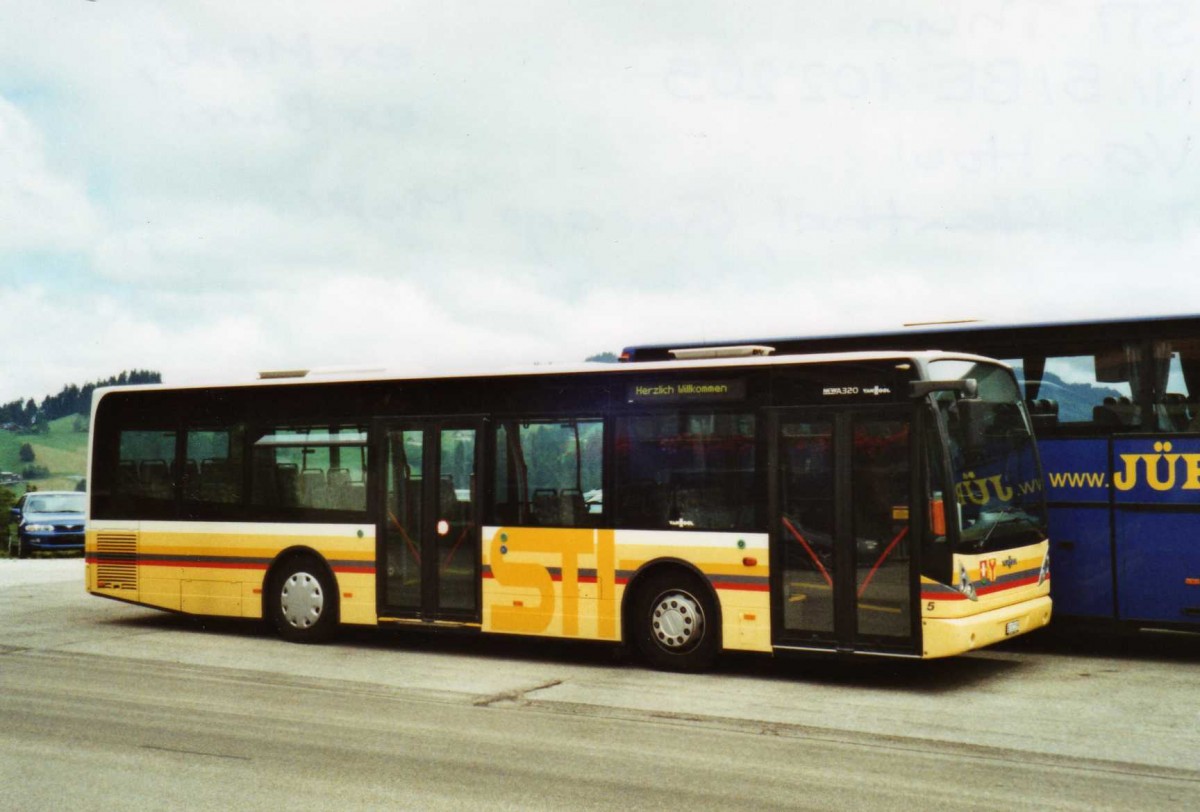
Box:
<box><xmin>970</xmin><ymin>507</ymin><xmax>1041</xmax><ymax>550</ymax></box>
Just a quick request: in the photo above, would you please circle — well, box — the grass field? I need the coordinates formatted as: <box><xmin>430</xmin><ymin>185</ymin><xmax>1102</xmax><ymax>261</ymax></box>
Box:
<box><xmin>0</xmin><ymin>415</ymin><xmax>88</xmax><ymax>493</ymax></box>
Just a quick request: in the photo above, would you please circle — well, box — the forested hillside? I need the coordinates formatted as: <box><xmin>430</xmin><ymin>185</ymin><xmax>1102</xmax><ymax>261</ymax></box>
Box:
<box><xmin>0</xmin><ymin>370</ymin><xmax>161</xmax><ymax>430</ymax></box>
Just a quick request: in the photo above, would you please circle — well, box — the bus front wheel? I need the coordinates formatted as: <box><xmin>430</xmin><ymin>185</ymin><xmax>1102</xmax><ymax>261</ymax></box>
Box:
<box><xmin>632</xmin><ymin>572</ymin><xmax>719</xmax><ymax>672</ymax></box>
<box><xmin>268</xmin><ymin>555</ymin><xmax>338</xmax><ymax>643</ymax></box>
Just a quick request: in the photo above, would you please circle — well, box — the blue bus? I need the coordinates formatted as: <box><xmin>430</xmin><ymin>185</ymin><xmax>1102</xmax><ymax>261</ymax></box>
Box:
<box><xmin>622</xmin><ymin>315</ymin><xmax>1200</xmax><ymax>631</ymax></box>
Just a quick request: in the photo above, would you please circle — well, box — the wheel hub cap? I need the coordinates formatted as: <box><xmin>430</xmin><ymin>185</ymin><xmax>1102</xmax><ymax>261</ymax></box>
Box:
<box><xmin>652</xmin><ymin>591</ymin><xmax>703</xmax><ymax>650</ymax></box>
<box><xmin>280</xmin><ymin>572</ymin><xmax>324</xmax><ymax>629</ymax></box>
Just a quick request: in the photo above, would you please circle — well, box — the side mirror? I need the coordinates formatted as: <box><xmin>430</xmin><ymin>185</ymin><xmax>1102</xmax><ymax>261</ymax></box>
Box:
<box><xmin>10</xmin><ymin>506</ymin><xmax>21</xmax><ymax>521</ymax></box>
<box><xmin>951</xmin><ymin>399</ymin><xmax>990</xmax><ymax>452</ymax></box>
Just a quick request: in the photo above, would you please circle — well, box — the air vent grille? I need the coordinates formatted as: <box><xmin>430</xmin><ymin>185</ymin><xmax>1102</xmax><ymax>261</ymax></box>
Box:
<box><xmin>95</xmin><ymin>533</ymin><xmax>138</xmax><ymax>590</ymax></box>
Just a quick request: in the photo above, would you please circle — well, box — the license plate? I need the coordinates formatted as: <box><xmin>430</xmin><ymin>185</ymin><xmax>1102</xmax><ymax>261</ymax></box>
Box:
<box><xmin>1005</xmin><ymin>620</ymin><xmax>1020</xmax><ymax>636</ymax></box>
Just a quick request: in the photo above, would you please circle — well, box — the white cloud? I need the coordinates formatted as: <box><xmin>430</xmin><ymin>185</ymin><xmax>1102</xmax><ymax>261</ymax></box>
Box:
<box><xmin>0</xmin><ymin>98</ymin><xmax>97</xmax><ymax>253</ymax></box>
<box><xmin>0</xmin><ymin>1</ymin><xmax>1197</xmax><ymax>402</ymax></box>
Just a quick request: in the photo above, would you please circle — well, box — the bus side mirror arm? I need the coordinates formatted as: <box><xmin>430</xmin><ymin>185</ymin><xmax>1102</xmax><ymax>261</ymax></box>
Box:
<box><xmin>910</xmin><ymin>379</ymin><xmax>979</xmax><ymax>400</ymax></box>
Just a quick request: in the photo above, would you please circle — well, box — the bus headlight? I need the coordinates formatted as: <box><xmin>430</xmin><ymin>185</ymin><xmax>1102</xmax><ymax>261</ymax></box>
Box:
<box><xmin>1038</xmin><ymin>551</ymin><xmax>1050</xmax><ymax>586</ymax></box>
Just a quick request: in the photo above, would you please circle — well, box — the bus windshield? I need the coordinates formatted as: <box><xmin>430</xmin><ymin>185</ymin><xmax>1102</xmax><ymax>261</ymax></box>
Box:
<box><xmin>931</xmin><ymin>360</ymin><xmax>1047</xmax><ymax>553</ymax></box>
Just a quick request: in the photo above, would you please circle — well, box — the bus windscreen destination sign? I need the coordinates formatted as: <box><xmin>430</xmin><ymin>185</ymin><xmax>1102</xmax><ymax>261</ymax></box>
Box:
<box><xmin>627</xmin><ymin>379</ymin><xmax>746</xmax><ymax>404</ymax></box>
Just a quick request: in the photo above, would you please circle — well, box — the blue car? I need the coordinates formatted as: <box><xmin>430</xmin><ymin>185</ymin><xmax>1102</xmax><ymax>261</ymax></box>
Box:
<box><xmin>8</xmin><ymin>491</ymin><xmax>86</xmax><ymax>557</ymax></box>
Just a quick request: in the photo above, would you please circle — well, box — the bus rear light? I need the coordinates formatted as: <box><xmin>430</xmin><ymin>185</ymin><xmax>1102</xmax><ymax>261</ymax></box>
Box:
<box><xmin>742</xmin><ymin>557</ymin><xmax>757</xmax><ymax>567</ymax></box>
<box><xmin>1186</xmin><ymin>578</ymin><xmax>1200</xmax><ymax>586</ymax></box>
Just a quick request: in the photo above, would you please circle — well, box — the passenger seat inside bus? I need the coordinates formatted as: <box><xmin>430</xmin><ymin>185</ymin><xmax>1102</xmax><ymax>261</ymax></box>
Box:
<box><xmin>1158</xmin><ymin>393</ymin><xmax>1195</xmax><ymax>431</ymax></box>
<box><xmin>1027</xmin><ymin>399</ymin><xmax>1058</xmax><ymax>431</ymax></box>
<box><xmin>1093</xmin><ymin>396</ymin><xmax>1141</xmax><ymax>427</ymax></box>
<box><xmin>300</xmin><ymin>468</ymin><xmax>327</xmax><ymax>508</ymax></box>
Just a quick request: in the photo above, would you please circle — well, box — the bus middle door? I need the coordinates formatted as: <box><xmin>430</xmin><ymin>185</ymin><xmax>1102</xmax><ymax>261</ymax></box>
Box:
<box><xmin>377</xmin><ymin>419</ymin><xmax>481</xmax><ymax>623</ymax></box>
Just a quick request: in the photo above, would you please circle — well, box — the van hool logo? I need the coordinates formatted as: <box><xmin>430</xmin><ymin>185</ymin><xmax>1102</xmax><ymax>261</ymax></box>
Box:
<box><xmin>821</xmin><ymin>384</ymin><xmax>892</xmax><ymax>397</ymax></box>
<box><xmin>1114</xmin><ymin>441</ymin><xmax>1200</xmax><ymax>492</ymax></box>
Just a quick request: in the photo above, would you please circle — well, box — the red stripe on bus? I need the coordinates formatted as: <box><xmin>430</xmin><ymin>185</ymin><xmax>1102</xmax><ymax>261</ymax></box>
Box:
<box><xmin>711</xmin><ymin>581</ymin><xmax>770</xmax><ymax>592</ymax></box>
<box><xmin>89</xmin><ymin>558</ymin><xmax>375</xmax><ymax>575</ymax></box>
<box><xmin>977</xmin><ymin>575</ymin><xmax>1041</xmax><ymax>595</ymax></box>
<box><xmin>145</xmin><ymin>560</ymin><xmax>268</xmax><ymax>570</ymax></box>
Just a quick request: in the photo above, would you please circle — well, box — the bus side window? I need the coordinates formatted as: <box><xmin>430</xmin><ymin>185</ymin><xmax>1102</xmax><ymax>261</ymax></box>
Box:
<box><xmin>250</xmin><ymin>425</ymin><xmax>368</xmax><ymax>516</ymax></box>
<box><xmin>614</xmin><ymin>412</ymin><xmax>757</xmax><ymax>532</ymax></box>
<box><xmin>185</xmin><ymin>426</ymin><xmax>245</xmax><ymax>507</ymax></box>
<box><xmin>1018</xmin><ymin>348</ymin><xmax>1142</xmax><ymax>428</ymax></box>
<box><xmin>1154</xmin><ymin>339</ymin><xmax>1200</xmax><ymax>432</ymax></box>
<box><xmin>115</xmin><ymin>430</ymin><xmax>179</xmax><ymax>505</ymax></box>
<box><xmin>1002</xmin><ymin>357</ymin><xmax>1059</xmax><ymax>432</ymax></box>
<box><xmin>491</xmin><ymin>419</ymin><xmax>603</xmax><ymax>528</ymax></box>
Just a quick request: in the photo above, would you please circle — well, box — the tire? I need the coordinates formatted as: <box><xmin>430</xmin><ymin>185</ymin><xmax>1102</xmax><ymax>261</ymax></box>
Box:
<box><xmin>268</xmin><ymin>555</ymin><xmax>339</xmax><ymax>643</ymax></box>
<box><xmin>631</xmin><ymin>571</ymin><xmax>720</xmax><ymax>672</ymax></box>
<box><xmin>14</xmin><ymin>534</ymin><xmax>28</xmax><ymax>559</ymax></box>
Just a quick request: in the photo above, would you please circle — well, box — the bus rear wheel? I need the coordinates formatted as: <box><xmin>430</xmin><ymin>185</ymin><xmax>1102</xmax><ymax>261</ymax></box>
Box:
<box><xmin>632</xmin><ymin>572</ymin><xmax>719</xmax><ymax>672</ymax></box>
<box><xmin>269</xmin><ymin>555</ymin><xmax>338</xmax><ymax>643</ymax></box>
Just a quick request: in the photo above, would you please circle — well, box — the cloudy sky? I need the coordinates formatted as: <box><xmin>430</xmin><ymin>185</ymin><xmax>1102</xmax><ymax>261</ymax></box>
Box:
<box><xmin>1</xmin><ymin>1</ymin><xmax>1196</xmax><ymax>403</ymax></box>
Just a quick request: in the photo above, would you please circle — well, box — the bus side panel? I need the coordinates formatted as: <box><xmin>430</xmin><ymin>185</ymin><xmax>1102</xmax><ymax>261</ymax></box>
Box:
<box><xmin>1047</xmin><ymin>507</ymin><xmax>1114</xmax><ymax>618</ymax></box>
<box><xmin>87</xmin><ymin>522</ymin><xmax>379</xmax><ymax>625</ymax></box>
<box><xmin>1113</xmin><ymin>436</ymin><xmax>1200</xmax><ymax>626</ymax></box>
<box><xmin>1116</xmin><ymin>511</ymin><xmax>1200</xmax><ymax>624</ymax></box>
<box><xmin>481</xmin><ymin>527</ymin><xmax>772</xmax><ymax>652</ymax></box>
<box><xmin>1038</xmin><ymin>438</ymin><xmax>1114</xmax><ymax>620</ymax></box>
<box><xmin>482</xmin><ymin>526</ymin><xmax>616</xmax><ymax>641</ymax></box>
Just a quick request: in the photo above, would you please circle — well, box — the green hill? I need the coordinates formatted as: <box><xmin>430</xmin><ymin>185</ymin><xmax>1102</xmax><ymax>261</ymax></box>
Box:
<box><xmin>0</xmin><ymin>414</ymin><xmax>89</xmax><ymax>493</ymax></box>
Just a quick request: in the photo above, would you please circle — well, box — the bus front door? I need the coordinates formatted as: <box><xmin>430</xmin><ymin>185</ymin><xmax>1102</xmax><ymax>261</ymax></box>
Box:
<box><xmin>773</xmin><ymin>410</ymin><xmax>917</xmax><ymax>654</ymax></box>
<box><xmin>378</xmin><ymin>420</ymin><xmax>481</xmax><ymax>622</ymax></box>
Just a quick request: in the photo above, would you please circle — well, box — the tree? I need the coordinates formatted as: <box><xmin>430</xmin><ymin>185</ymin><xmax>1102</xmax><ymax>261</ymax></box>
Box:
<box><xmin>13</xmin><ymin>370</ymin><xmax>164</xmax><ymax>426</ymax></box>
<box><xmin>586</xmin><ymin>352</ymin><xmax>619</xmax><ymax>363</ymax></box>
<box><xmin>18</xmin><ymin>443</ymin><xmax>35</xmax><ymax>463</ymax></box>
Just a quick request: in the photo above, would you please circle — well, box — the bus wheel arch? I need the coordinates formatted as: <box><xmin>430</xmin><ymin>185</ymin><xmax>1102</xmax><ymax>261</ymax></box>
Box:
<box><xmin>265</xmin><ymin>548</ymin><xmax>340</xmax><ymax>644</ymax></box>
<box><xmin>623</xmin><ymin>560</ymin><xmax>722</xmax><ymax>672</ymax></box>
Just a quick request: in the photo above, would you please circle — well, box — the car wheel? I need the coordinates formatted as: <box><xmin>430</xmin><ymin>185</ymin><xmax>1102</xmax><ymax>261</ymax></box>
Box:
<box><xmin>631</xmin><ymin>571</ymin><xmax>719</xmax><ymax>672</ymax></box>
<box><xmin>268</xmin><ymin>554</ymin><xmax>338</xmax><ymax>644</ymax></box>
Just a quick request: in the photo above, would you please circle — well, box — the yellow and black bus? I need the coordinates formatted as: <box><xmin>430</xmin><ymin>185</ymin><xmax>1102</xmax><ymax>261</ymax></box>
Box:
<box><xmin>86</xmin><ymin>349</ymin><xmax>1050</xmax><ymax>670</ymax></box>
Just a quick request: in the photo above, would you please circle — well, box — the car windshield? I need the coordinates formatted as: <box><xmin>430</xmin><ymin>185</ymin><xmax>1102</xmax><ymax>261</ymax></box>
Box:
<box><xmin>26</xmin><ymin>494</ymin><xmax>86</xmax><ymax>514</ymax></box>
<box><xmin>930</xmin><ymin>360</ymin><xmax>1047</xmax><ymax>553</ymax></box>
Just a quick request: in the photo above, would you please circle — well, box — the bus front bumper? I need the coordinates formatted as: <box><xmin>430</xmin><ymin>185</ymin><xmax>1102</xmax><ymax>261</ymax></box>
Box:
<box><xmin>922</xmin><ymin>595</ymin><xmax>1052</xmax><ymax>659</ymax></box>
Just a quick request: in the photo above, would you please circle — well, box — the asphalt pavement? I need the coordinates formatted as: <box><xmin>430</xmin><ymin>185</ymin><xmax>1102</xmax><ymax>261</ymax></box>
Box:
<box><xmin>1</xmin><ymin>559</ymin><xmax>1197</xmax><ymax>810</ymax></box>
